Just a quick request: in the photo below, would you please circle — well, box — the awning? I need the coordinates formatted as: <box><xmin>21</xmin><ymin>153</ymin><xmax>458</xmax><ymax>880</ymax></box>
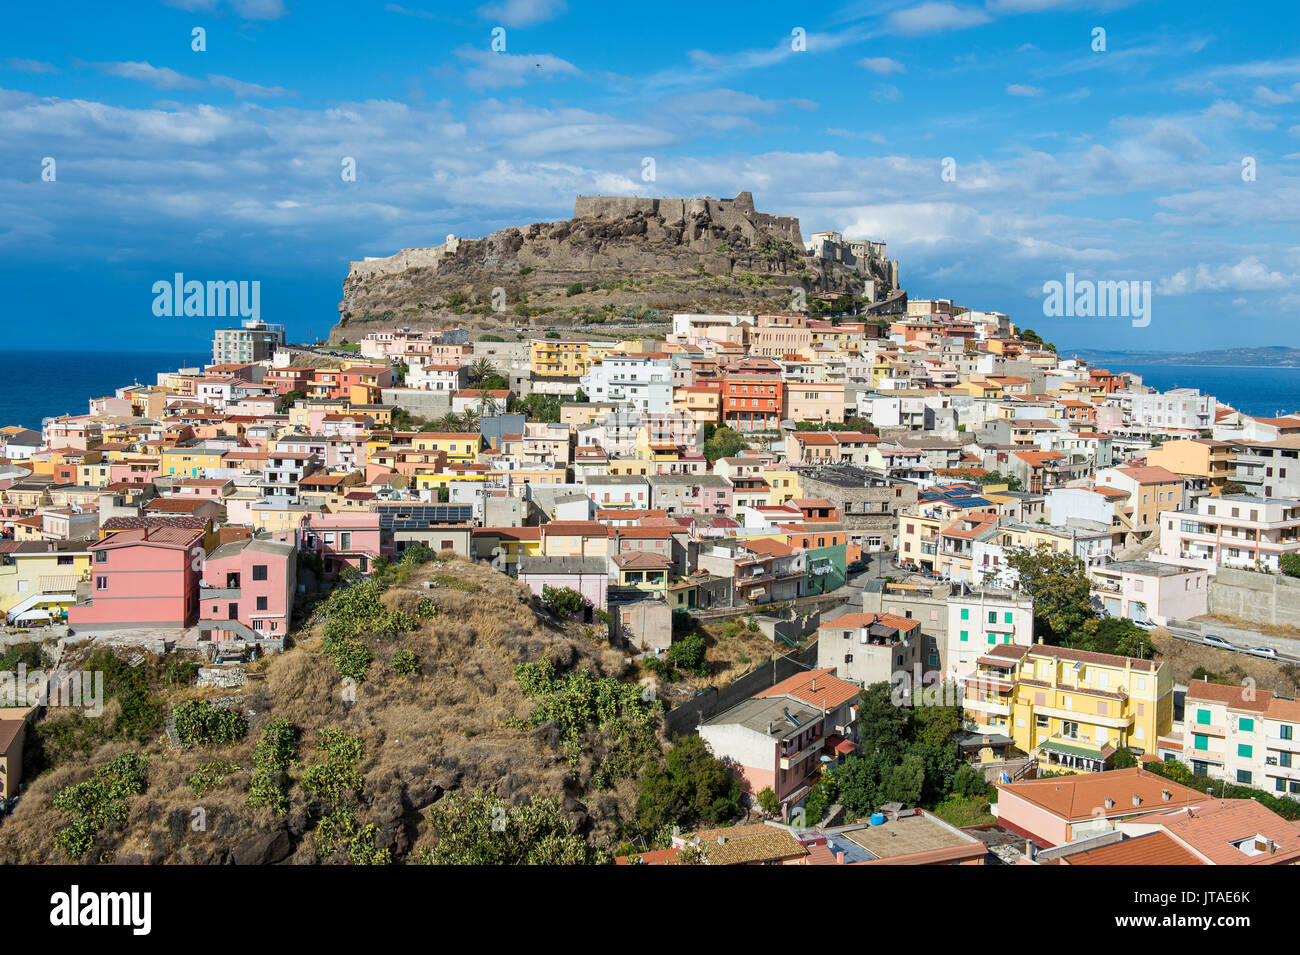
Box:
<box><xmin>11</xmin><ymin>608</ymin><xmax>53</xmax><ymax>623</ymax></box>
<box><xmin>833</xmin><ymin>739</ymin><xmax>859</xmax><ymax>756</ymax></box>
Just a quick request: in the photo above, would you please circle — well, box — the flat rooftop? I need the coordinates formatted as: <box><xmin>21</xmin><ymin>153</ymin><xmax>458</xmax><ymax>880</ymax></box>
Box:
<box><xmin>837</xmin><ymin>812</ymin><xmax>978</xmax><ymax>860</ymax></box>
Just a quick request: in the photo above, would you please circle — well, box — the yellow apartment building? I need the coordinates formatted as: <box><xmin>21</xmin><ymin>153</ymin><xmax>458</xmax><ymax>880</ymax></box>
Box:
<box><xmin>965</xmin><ymin>642</ymin><xmax>1173</xmax><ymax>773</ymax></box>
<box><xmin>0</xmin><ymin>543</ymin><xmax>92</xmax><ymax>623</ymax></box>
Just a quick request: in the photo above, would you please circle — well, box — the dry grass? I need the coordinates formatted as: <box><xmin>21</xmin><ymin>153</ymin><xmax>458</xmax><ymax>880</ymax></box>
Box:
<box><xmin>1150</xmin><ymin>629</ymin><xmax>1300</xmax><ymax>697</ymax></box>
<box><xmin>0</xmin><ymin>556</ymin><xmax>649</xmax><ymax>864</ymax></box>
<box><xmin>1190</xmin><ymin>613</ymin><xmax>1300</xmax><ymax>640</ymax></box>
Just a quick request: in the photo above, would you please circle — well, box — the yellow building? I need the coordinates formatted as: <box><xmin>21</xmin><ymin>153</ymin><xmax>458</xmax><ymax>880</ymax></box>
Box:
<box><xmin>764</xmin><ymin>465</ymin><xmax>801</xmax><ymax>505</ymax></box>
<box><xmin>410</xmin><ymin>433</ymin><xmax>482</xmax><ymax>464</ymax></box>
<box><xmin>1146</xmin><ymin>438</ymin><xmax>1237</xmax><ymax>496</ymax></box>
<box><xmin>161</xmin><ymin>446</ymin><xmax>227</xmax><ymax>477</ymax></box>
<box><xmin>0</xmin><ymin>542</ymin><xmax>92</xmax><ymax>623</ymax></box>
<box><xmin>965</xmin><ymin>642</ymin><xmax>1173</xmax><ymax>773</ymax></box>
<box><xmin>531</xmin><ymin>339</ymin><xmax>599</xmax><ymax>378</ymax></box>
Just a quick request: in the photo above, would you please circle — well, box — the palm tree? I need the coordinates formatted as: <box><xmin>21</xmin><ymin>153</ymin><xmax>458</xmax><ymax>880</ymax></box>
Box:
<box><xmin>467</xmin><ymin>357</ymin><xmax>497</xmax><ymax>387</ymax></box>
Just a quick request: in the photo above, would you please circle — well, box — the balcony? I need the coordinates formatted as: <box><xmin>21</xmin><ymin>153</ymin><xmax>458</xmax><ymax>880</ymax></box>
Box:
<box><xmin>200</xmin><ymin>585</ymin><xmax>242</xmax><ymax>600</ymax></box>
<box><xmin>963</xmin><ymin>697</ymin><xmax>1011</xmax><ymax>718</ymax></box>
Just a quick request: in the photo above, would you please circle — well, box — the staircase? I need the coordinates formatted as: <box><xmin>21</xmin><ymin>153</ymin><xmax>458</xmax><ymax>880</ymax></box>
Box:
<box><xmin>164</xmin><ymin>710</ymin><xmax>182</xmax><ymax>749</ymax></box>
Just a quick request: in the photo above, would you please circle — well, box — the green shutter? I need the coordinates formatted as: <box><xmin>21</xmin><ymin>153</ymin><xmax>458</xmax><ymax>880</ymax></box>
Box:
<box><xmin>1193</xmin><ymin>734</ymin><xmax>1208</xmax><ymax>750</ymax></box>
<box><xmin>1240</xmin><ymin>717</ymin><xmax>1254</xmax><ymax>732</ymax></box>
<box><xmin>960</xmin><ymin>608</ymin><xmax>969</xmax><ymax>621</ymax></box>
<box><xmin>1197</xmin><ymin>709</ymin><xmax>1211</xmax><ymax>725</ymax></box>
<box><xmin>1004</xmin><ymin>612</ymin><xmax>1013</xmax><ymax>624</ymax></box>
<box><xmin>960</xmin><ymin>630</ymin><xmax>968</xmax><ymax>642</ymax></box>
<box><xmin>1238</xmin><ymin>744</ymin><xmax>1253</xmax><ymax>758</ymax></box>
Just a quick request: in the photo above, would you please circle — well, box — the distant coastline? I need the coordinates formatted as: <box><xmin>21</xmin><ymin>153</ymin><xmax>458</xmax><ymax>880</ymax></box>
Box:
<box><xmin>1069</xmin><ymin>346</ymin><xmax>1300</xmax><ymax>367</ymax></box>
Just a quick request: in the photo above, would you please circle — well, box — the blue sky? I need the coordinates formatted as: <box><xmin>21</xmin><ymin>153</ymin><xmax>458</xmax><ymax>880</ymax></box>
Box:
<box><xmin>2</xmin><ymin>0</ymin><xmax>1299</xmax><ymax>352</ymax></box>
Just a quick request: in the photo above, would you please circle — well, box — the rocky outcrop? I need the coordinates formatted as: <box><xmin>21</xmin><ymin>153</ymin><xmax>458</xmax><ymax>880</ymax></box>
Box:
<box><xmin>334</xmin><ymin>192</ymin><xmax>899</xmax><ymax>340</ymax></box>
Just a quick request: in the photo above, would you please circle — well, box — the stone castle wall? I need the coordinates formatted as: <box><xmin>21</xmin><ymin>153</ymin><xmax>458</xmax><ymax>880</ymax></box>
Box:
<box><xmin>574</xmin><ymin>191</ymin><xmax>803</xmax><ymax>246</ymax></box>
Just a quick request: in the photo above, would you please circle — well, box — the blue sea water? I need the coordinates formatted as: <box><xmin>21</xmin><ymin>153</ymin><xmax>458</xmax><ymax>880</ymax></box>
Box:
<box><xmin>0</xmin><ymin>350</ymin><xmax>208</xmax><ymax>431</ymax></box>
<box><xmin>1109</xmin><ymin>364</ymin><xmax>1300</xmax><ymax>418</ymax></box>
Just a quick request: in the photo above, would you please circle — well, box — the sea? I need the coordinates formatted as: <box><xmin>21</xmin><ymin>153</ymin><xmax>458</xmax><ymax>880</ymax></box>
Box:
<box><xmin>1106</xmin><ymin>364</ymin><xmax>1300</xmax><ymax>418</ymax></box>
<box><xmin>0</xmin><ymin>349</ymin><xmax>209</xmax><ymax>431</ymax></box>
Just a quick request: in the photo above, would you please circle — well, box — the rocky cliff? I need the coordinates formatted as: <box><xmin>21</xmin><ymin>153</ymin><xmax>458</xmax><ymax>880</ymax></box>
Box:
<box><xmin>333</xmin><ymin>192</ymin><xmax>899</xmax><ymax>340</ymax></box>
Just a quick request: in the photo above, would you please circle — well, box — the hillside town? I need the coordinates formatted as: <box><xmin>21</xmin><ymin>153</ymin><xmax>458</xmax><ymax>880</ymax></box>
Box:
<box><xmin>3</xmin><ymin>301</ymin><xmax>1300</xmax><ymax>868</ymax></box>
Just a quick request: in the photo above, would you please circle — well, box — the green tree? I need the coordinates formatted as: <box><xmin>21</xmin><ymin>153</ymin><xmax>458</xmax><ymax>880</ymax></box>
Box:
<box><xmin>637</xmin><ymin>735</ymin><xmax>741</xmax><ymax>833</ymax></box>
<box><xmin>1003</xmin><ymin>543</ymin><xmax>1096</xmax><ymax>642</ymax></box>
<box><xmin>856</xmin><ymin>682</ymin><xmax>912</xmax><ymax>760</ymax></box>
<box><xmin>1109</xmin><ymin>747</ymin><xmax>1139</xmax><ymax>769</ymax></box>
<box><xmin>541</xmin><ymin>585</ymin><xmax>589</xmax><ymax>619</ymax></box>
<box><xmin>702</xmin><ymin>426</ymin><xmax>748</xmax><ymax>463</ymax></box>
<box><xmin>883</xmin><ymin>753</ymin><xmax>926</xmax><ymax>805</ymax></box>
<box><xmin>756</xmin><ymin>787</ymin><xmax>779</xmax><ymax>815</ymax></box>
<box><xmin>1281</xmin><ymin>553</ymin><xmax>1300</xmax><ymax>578</ymax></box>
<box><xmin>667</xmin><ymin>633</ymin><xmax>708</xmax><ymax>676</ymax></box>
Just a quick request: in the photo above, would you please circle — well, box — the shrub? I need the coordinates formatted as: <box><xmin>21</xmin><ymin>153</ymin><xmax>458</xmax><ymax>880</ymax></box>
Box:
<box><xmin>51</xmin><ymin>752</ymin><xmax>148</xmax><ymax>860</ymax></box>
<box><xmin>248</xmin><ymin>717</ymin><xmax>297</xmax><ymax>814</ymax></box>
<box><xmin>565</xmin><ymin>282</ymin><xmax>584</xmax><ymax>296</ymax></box>
<box><xmin>757</xmin><ymin>786</ymin><xmax>779</xmax><ymax>815</ymax></box>
<box><xmin>667</xmin><ymin>633</ymin><xmax>708</xmax><ymax>676</ymax></box>
<box><xmin>541</xmin><ymin>585</ymin><xmax>589</xmax><ymax>620</ymax></box>
<box><xmin>320</xmin><ymin>634</ymin><xmax>373</xmax><ymax>682</ymax></box>
<box><xmin>300</xmin><ymin>728</ymin><xmax>366</xmax><ymax>808</ymax></box>
<box><xmin>187</xmin><ymin>760</ymin><xmax>239</xmax><ymax>796</ymax></box>
<box><xmin>172</xmin><ymin>700</ymin><xmax>248</xmax><ymax>746</ymax></box>
<box><xmin>391</xmin><ymin>649</ymin><xmax>421</xmax><ymax>676</ymax></box>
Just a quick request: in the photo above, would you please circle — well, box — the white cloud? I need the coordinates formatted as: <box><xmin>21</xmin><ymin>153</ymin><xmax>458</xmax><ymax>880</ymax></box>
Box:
<box><xmin>162</xmin><ymin>0</ymin><xmax>287</xmax><ymax>19</ymax></box>
<box><xmin>91</xmin><ymin>61</ymin><xmax>204</xmax><ymax>91</ymax></box>
<box><xmin>4</xmin><ymin>58</ymin><xmax>59</xmax><ymax>74</ymax></box>
<box><xmin>859</xmin><ymin>57</ymin><xmax>905</xmax><ymax>75</ymax></box>
<box><xmin>476</xmin><ymin>0</ymin><xmax>567</xmax><ymax>27</ymax></box>
<box><xmin>1006</xmin><ymin>84</ymin><xmax>1043</xmax><ymax>97</ymax></box>
<box><xmin>886</xmin><ymin>2</ymin><xmax>991</xmax><ymax>35</ymax></box>
<box><xmin>1157</xmin><ymin>257</ymin><xmax>1295</xmax><ymax>295</ymax></box>
<box><xmin>451</xmin><ymin>48</ymin><xmax>581</xmax><ymax>90</ymax></box>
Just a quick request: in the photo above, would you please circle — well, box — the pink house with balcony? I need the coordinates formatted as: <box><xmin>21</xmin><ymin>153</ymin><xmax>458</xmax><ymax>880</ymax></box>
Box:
<box><xmin>68</xmin><ymin>526</ymin><xmax>205</xmax><ymax>629</ymax></box>
<box><xmin>199</xmin><ymin>537</ymin><xmax>297</xmax><ymax>642</ymax></box>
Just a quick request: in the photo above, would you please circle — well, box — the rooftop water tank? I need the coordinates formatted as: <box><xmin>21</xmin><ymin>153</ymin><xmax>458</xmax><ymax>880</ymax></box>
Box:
<box><xmin>870</xmin><ymin>812</ymin><xmax>885</xmax><ymax>826</ymax></box>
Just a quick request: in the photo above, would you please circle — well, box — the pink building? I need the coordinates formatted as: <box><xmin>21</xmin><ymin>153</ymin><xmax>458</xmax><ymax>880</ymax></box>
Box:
<box><xmin>68</xmin><ymin>527</ymin><xmax>205</xmax><ymax>629</ymax></box>
<box><xmin>516</xmin><ymin>556</ymin><xmax>608</xmax><ymax>613</ymax></box>
<box><xmin>200</xmin><ymin>537</ymin><xmax>297</xmax><ymax>642</ymax></box>
<box><xmin>284</xmin><ymin>512</ymin><xmax>382</xmax><ymax>579</ymax></box>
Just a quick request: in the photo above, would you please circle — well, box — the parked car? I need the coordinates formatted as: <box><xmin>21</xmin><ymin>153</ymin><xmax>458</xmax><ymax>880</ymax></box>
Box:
<box><xmin>1202</xmin><ymin>633</ymin><xmax>1234</xmax><ymax>650</ymax></box>
<box><xmin>1248</xmin><ymin>646</ymin><xmax>1279</xmax><ymax>660</ymax></box>
<box><xmin>847</xmin><ymin>560</ymin><xmax>867</xmax><ymax>574</ymax></box>
<box><xmin>1132</xmin><ymin>619</ymin><xmax>1155</xmax><ymax>630</ymax></box>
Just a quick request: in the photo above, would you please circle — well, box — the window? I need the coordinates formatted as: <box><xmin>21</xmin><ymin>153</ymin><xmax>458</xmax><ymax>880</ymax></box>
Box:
<box><xmin>95</xmin><ymin>550</ymin><xmax>108</xmax><ymax>563</ymax></box>
<box><xmin>95</xmin><ymin>576</ymin><xmax>108</xmax><ymax>591</ymax></box>
<box><xmin>252</xmin><ymin>564</ymin><xmax>268</xmax><ymax>581</ymax></box>
<box><xmin>1193</xmin><ymin>734</ymin><xmax>1208</xmax><ymax>750</ymax></box>
<box><xmin>959</xmin><ymin>630</ymin><xmax>969</xmax><ymax>642</ymax></box>
<box><xmin>1237</xmin><ymin>770</ymin><xmax>1252</xmax><ymax>785</ymax></box>
<box><xmin>1240</xmin><ymin>717</ymin><xmax>1255</xmax><ymax>732</ymax></box>
<box><xmin>256</xmin><ymin>596</ymin><xmax>268</xmax><ymax>610</ymax></box>
<box><xmin>1238</xmin><ymin>744</ymin><xmax>1253</xmax><ymax>759</ymax></box>
<box><xmin>1282</xmin><ymin>725</ymin><xmax>1294</xmax><ymax>740</ymax></box>
<box><xmin>1196</xmin><ymin>708</ymin><xmax>1212</xmax><ymax>725</ymax></box>
<box><xmin>960</xmin><ymin>608</ymin><xmax>969</xmax><ymax>621</ymax></box>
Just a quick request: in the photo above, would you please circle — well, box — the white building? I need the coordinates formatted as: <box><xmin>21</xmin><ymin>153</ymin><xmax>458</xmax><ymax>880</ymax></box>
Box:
<box><xmin>1111</xmin><ymin>388</ymin><xmax>1216</xmax><ymax>432</ymax></box>
<box><xmin>580</xmin><ymin>354</ymin><xmax>673</xmax><ymax>415</ymax></box>
<box><xmin>1156</xmin><ymin>495</ymin><xmax>1300</xmax><ymax>574</ymax></box>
